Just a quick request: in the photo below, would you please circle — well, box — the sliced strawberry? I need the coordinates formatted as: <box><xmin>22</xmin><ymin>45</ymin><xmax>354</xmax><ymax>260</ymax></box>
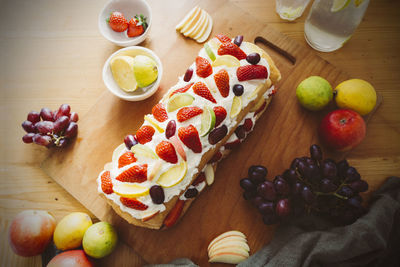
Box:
<box><xmin>217</xmin><ymin>42</ymin><xmax>247</xmax><ymax>60</ymax></box>
<box><xmin>108</xmin><ymin>11</ymin><xmax>128</xmax><ymax>32</ymax></box>
<box><xmin>224</xmin><ymin>139</ymin><xmax>241</xmax><ymax>150</ymax></box>
<box><xmin>136</xmin><ymin>125</ymin><xmax>155</xmax><ymax>144</ymax></box>
<box><xmin>237</xmin><ymin>65</ymin><xmax>268</xmax><ymax>81</ymax></box>
<box><xmin>215</xmin><ymin>34</ymin><xmax>231</xmax><ymax>43</ymax></box>
<box><xmin>156</xmin><ymin>141</ymin><xmax>178</xmax><ymax>164</ymax></box>
<box><xmin>268</xmin><ymin>88</ymin><xmax>277</xmax><ymax>97</ymax></box>
<box><xmin>177</xmin><ymin>107</ymin><xmax>203</xmax><ymax>122</ymax></box>
<box><xmin>118</xmin><ymin>151</ymin><xmax>137</xmax><ymax>168</ymax></box>
<box><xmin>101</xmin><ymin>171</ymin><xmax>113</xmax><ymax>194</ymax></box>
<box><xmin>178</xmin><ymin>125</ymin><xmax>202</xmax><ymax>153</ymax></box>
<box><xmin>214</xmin><ymin>69</ymin><xmax>230</xmax><ymax>98</ymax></box>
<box><xmin>152</xmin><ymin>103</ymin><xmax>168</xmax><ymax>122</ymax></box>
<box><xmin>195</xmin><ymin>56</ymin><xmax>213</xmax><ymax>78</ymax></box>
<box><xmin>209</xmin><ymin>151</ymin><xmax>223</xmax><ymax>163</ymax></box>
<box><xmin>116</xmin><ymin>164</ymin><xmax>148</xmax><ymax>183</ymax></box>
<box><xmin>213</xmin><ymin>106</ymin><xmax>227</xmax><ymax>127</ymax></box>
<box><xmin>163</xmin><ymin>199</ymin><xmax>185</xmax><ymax>227</ymax></box>
<box><xmin>192</xmin><ymin>172</ymin><xmax>206</xmax><ymax>186</ymax></box>
<box><xmin>170</xmin><ymin>82</ymin><xmax>194</xmax><ymax>97</ymax></box>
<box><xmin>254</xmin><ymin>101</ymin><xmax>267</xmax><ymax>116</ymax></box>
<box><xmin>120</xmin><ymin>197</ymin><xmax>148</xmax><ymax>210</ymax></box>
<box><xmin>243</xmin><ymin>118</ymin><xmax>253</xmax><ymax>132</ymax></box>
<box><xmin>192</xmin><ymin>82</ymin><xmax>216</xmax><ymax>103</ymax></box>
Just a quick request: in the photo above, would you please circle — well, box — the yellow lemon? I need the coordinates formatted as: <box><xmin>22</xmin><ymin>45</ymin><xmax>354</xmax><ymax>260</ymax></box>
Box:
<box><xmin>334</xmin><ymin>79</ymin><xmax>377</xmax><ymax>115</ymax></box>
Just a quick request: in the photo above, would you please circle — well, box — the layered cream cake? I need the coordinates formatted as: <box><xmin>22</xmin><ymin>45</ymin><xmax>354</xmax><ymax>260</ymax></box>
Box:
<box><xmin>97</xmin><ymin>34</ymin><xmax>281</xmax><ymax>229</ymax></box>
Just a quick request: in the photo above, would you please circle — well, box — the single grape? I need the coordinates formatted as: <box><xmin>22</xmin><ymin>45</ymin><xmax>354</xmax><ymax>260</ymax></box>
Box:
<box><xmin>310</xmin><ymin>144</ymin><xmax>322</xmax><ymax>161</ymax></box>
<box><xmin>297</xmin><ymin>161</ymin><xmax>308</xmax><ymax>178</ymax></box>
<box><xmin>33</xmin><ymin>134</ymin><xmax>52</xmax><ymax>147</ymax></box>
<box><xmin>321</xmin><ymin>160</ymin><xmax>337</xmax><ymax>180</ymax></box>
<box><xmin>55</xmin><ymin>104</ymin><xmax>71</xmax><ymax>119</ymax></box>
<box><xmin>257</xmin><ymin>181</ymin><xmax>277</xmax><ymax>201</ymax></box>
<box><xmin>248</xmin><ymin>165</ymin><xmax>267</xmax><ymax>184</ymax></box>
<box><xmin>337</xmin><ymin>159</ymin><xmax>349</xmax><ymax>178</ymax></box>
<box><xmin>22</xmin><ymin>133</ymin><xmax>35</xmax><ymax>143</ymax></box>
<box><xmin>53</xmin><ymin>116</ymin><xmax>70</xmax><ymax>133</ymax></box>
<box><xmin>320</xmin><ymin>178</ymin><xmax>338</xmax><ymax>193</ymax></box>
<box><xmin>22</xmin><ymin>120</ymin><xmax>36</xmax><ymax>133</ymax></box>
<box><xmin>283</xmin><ymin>168</ymin><xmax>297</xmax><ymax>184</ymax></box>
<box><xmin>27</xmin><ymin>111</ymin><xmax>40</xmax><ymax>123</ymax></box>
<box><xmin>235</xmin><ymin>125</ymin><xmax>246</xmax><ymax>139</ymax></box>
<box><xmin>337</xmin><ymin>186</ymin><xmax>354</xmax><ymax>197</ymax></box>
<box><xmin>184</xmin><ymin>188</ymin><xmax>198</xmax><ymax>198</ymax></box>
<box><xmin>165</xmin><ymin>120</ymin><xmax>176</xmax><ymax>139</ymax></box>
<box><xmin>240</xmin><ymin>178</ymin><xmax>256</xmax><ymax>192</ymax></box>
<box><xmin>208</xmin><ymin>125</ymin><xmax>228</xmax><ymax>145</ymax></box>
<box><xmin>243</xmin><ymin>190</ymin><xmax>256</xmax><ymax>200</ymax></box>
<box><xmin>345</xmin><ymin>167</ymin><xmax>361</xmax><ymax>182</ymax></box>
<box><xmin>124</xmin><ymin>134</ymin><xmax>137</xmax><ymax>149</ymax></box>
<box><xmin>349</xmin><ymin>180</ymin><xmax>368</xmax><ymax>193</ymax></box>
<box><xmin>233</xmin><ymin>35</ymin><xmax>243</xmax><ymax>47</ymax></box>
<box><xmin>276</xmin><ymin>198</ymin><xmax>291</xmax><ymax>217</ymax></box>
<box><xmin>274</xmin><ymin>176</ymin><xmax>290</xmax><ymax>196</ymax></box>
<box><xmin>70</xmin><ymin>112</ymin><xmax>79</xmax><ymax>122</ymax></box>
<box><xmin>232</xmin><ymin>84</ymin><xmax>244</xmax><ymax>96</ymax></box>
<box><xmin>308</xmin><ymin>164</ymin><xmax>322</xmax><ymax>184</ymax></box>
<box><xmin>258</xmin><ymin>201</ymin><xmax>274</xmax><ymax>215</ymax></box>
<box><xmin>183</xmin><ymin>68</ymin><xmax>193</xmax><ymax>82</ymax></box>
<box><xmin>246</xmin><ymin>53</ymin><xmax>261</xmax><ymax>65</ymax></box>
<box><xmin>58</xmin><ymin>138</ymin><xmax>69</xmax><ymax>148</ymax></box>
<box><xmin>301</xmin><ymin>186</ymin><xmax>316</xmax><ymax>204</ymax></box>
<box><xmin>35</xmin><ymin>121</ymin><xmax>55</xmax><ymax>134</ymax></box>
<box><xmin>40</xmin><ymin>108</ymin><xmax>54</xmax><ymax>121</ymax></box>
<box><xmin>251</xmin><ymin>196</ymin><xmax>264</xmax><ymax>208</ymax></box>
<box><xmin>64</xmin><ymin>122</ymin><xmax>78</xmax><ymax>138</ymax></box>
<box><xmin>348</xmin><ymin>196</ymin><xmax>362</xmax><ymax>208</ymax></box>
<box><xmin>292</xmin><ymin>181</ymin><xmax>303</xmax><ymax>196</ymax></box>
<box><xmin>150</xmin><ymin>185</ymin><xmax>165</xmax><ymax>204</ymax></box>
<box><xmin>262</xmin><ymin>213</ymin><xmax>279</xmax><ymax>225</ymax></box>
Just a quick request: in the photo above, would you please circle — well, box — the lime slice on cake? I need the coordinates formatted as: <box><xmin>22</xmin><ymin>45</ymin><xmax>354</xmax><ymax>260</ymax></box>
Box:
<box><xmin>167</xmin><ymin>93</ymin><xmax>195</xmax><ymax>112</ymax></box>
<box><xmin>212</xmin><ymin>55</ymin><xmax>240</xmax><ymax>67</ymax></box>
<box><xmin>204</xmin><ymin>43</ymin><xmax>216</xmax><ymax>61</ymax></box>
<box><xmin>131</xmin><ymin>144</ymin><xmax>158</xmax><ymax>160</ymax></box>
<box><xmin>230</xmin><ymin>96</ymin><xmax>242</xmax><ymax>118</ymax></box>
<box><xmin>110</xmin><ymin>56</ymin><xmax>138</xmax><ymax>92</ymax></box>
<box><xmin>113</xmin><ymin>183</ymin><xmax>149</xmax><ymax>198</ymax></box>
<box><xmin>133</xmin><ymin>55</ymin><xmax>158</xmax><ymax>88</ymax></box>
<box><xmin>144</xmin><ymin>115</ymin><xmax>164</xmax><ymax>133</ymax></box>
<box><xmin>331</xmin><ymin>0</ymin><xmax>351</xmax><ymax>12</ymax></box>
<box><xmin>199</xmin><ymin>106</ymin><xmax>216</xmax><ymax>136</ymax></box>
<box><xmin>157</xmin><ymin>161</ymin><xmax>188</xmax><ymax>188</ymax></box>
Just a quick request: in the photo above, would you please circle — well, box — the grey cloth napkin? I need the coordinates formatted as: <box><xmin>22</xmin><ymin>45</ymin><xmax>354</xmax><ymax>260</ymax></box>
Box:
<box><xmin>146</xmin><ymin>177</ymin><xmax>400</xmax><ymax>267</ymax></box>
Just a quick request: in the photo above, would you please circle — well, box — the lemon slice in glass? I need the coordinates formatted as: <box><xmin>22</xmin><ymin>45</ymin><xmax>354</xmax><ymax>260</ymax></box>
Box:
<box><xmin>157</xmin><ymin>161</ymin><xmax>187</xmax><ymax>188</ymax></box>
<box><xmin>131</xmin><ymin>144</ymin><xmax>158</xmax><ymax>160</ymax></box>
<box><xmin>144</xmin><ymin>115</ymin><xmax>164</xmax><ymax>133</ymax></box>
<box><xmin>331</xmin><ymin>0</ymin><xmax>351</xmax><ymax>12</ymax></box>
<box><xmin>110</xmin><ymin>56</ymin><xmax>138</xmax><ymax>92</ymax></box>
<box><xmin>113</xmin><ymin>183</ymin><xmax>149</xmax><ymax>198</ymax></box>
<box><xmin>133</xmin><ymin>55</ymin><xmax>158</xmax><ymax>88</ymax></box>
<box><xmin>167</xmin><ymin>93</ymin><xmax>195</xmax><ymax>112</ymax></box>
<box><xmin>212</xmin><ymin>55</ymin><xmax>240</xmax><ymax>67</ymax></box>
<box><xmin>230</xmin><ymin>96</ymin><xmax>242</xmax><ymax>118</ymax></box>
<box><xmin>199</xmin><ymin>106</ymin><xmax>216</xmax><ymax>136</ymax></box>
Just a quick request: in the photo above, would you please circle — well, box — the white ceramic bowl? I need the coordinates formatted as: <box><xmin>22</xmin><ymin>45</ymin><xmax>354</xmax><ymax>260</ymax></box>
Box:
<box><xmin>103</xmin><ymin>46</ymin><xmax>163</xmax><ymax>101</ymax></box>
<box><xmin>98</xmin><ymin>0</ymin><xmax>152</xmax><ymax>46</ymax></box>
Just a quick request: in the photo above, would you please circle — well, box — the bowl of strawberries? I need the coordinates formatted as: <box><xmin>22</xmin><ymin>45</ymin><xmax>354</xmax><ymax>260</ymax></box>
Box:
<box><xmin>98</xmin><ymin>0</ymin><xmax>151</xmax><ymax>46</ymax></box>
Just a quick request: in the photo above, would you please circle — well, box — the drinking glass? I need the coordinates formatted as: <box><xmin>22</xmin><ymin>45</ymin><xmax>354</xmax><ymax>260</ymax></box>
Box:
<box><xmin>275</xmin><ymin>0</ymin><xmax>312</xmax><ymax>21</ymax></box>
<box><xmin>304</xmin><ymin>0</ymin><xmax>370</xmax><ymax>52</ymax></box>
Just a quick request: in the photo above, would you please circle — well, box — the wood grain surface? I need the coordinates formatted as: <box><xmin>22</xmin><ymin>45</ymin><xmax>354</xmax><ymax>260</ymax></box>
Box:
<box><xmin>1</xmin><ymin>0</ymin><xmax>399</xmax><ymax>266</ymax></box>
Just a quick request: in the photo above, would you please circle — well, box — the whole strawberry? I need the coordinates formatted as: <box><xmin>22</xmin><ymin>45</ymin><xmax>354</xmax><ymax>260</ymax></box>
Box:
<box><xmin>127</xmin><ymin>14</ymin><xmax>148</xmax><ymax>37</ymax></box>
<box><xmin>108</xmin><ymin>11</ymin><xmax>128</xmax><ymax>32</ymax></box>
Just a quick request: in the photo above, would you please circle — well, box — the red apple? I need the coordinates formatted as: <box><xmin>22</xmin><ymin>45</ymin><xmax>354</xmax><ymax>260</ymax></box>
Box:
<box><xmin>319</xmin><ymin>109</ymin><xmax>366</xmax><ymax>152</ymax></box>
<box><xmin>47</xmin><ymin>250</ymin><xmax>94</xmax><ymax>267</ymax></box>
<box><xmin>8</xmin><ymin>210</ymin><xmax>56</xmax><ymax>257</ymax></box>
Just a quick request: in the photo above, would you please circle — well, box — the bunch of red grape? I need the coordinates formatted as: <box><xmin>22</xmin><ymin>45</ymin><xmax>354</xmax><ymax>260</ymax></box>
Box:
<box><xmin>240</xmin><ymin>144</ymin><xmax>369</xmax><ymax>226</ymax></box>
<box><xmin>21</xmin><ymin>104</ymin><xmax>78</xmax><ymax>148</ymax></box>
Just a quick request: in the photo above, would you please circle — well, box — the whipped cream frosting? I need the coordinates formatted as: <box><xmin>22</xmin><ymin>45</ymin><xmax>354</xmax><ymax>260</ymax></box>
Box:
<box><xmin>97</xmin><ymin>40</ymin><xmax>272</xmax><ymax>220</ymax></box>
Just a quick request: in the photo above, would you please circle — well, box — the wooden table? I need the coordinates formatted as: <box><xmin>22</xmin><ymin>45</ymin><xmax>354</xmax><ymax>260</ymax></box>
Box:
<box><xmin>1</xmin><ymin>0</ymin><xmax>399</xmax><ymax>266</ymax></box>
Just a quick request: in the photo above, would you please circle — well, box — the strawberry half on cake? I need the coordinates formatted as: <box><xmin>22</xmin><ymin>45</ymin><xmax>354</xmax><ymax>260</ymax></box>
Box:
<box><xmin>97</xmin><ymin>34</ymin><xmax>281</xmax><ymax>229</ymax></box>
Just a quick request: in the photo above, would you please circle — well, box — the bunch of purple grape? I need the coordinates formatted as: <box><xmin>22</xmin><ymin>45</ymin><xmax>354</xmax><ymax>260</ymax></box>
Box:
<box><xmin>240</xmin><ymin>144</ymin><xmax>369</xmax><ymax>226</ymax></box>
<box><xmin>21</xmin><ymin>104</ymin><xmax>78</xmax><ymax>148</ymax></box>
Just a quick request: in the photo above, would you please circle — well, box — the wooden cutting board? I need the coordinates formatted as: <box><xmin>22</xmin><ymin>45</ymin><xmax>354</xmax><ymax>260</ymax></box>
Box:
<box><xmin>41</xmin><ymin>0</ymin><xmax>381</xmax><ymax>265</ymax></box>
